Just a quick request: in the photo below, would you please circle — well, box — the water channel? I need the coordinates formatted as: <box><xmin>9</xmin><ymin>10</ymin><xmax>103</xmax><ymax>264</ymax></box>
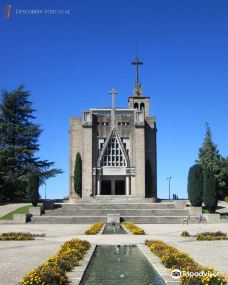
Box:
<box><xmin>102</xmin><ymin>224</ymin><xmax>127</xmax><ymax>234</ymax></box>
<box><xmin>80</xmin><ymin>245</ymin><xmax>165</xmax><ymax>285</ymax></box>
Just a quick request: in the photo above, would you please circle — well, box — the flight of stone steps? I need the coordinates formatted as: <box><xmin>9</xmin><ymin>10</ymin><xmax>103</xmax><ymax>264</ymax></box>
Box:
<box><xmin>30</xmin><ymin>197</ymin><xmax>198</xmax><ymax>224</ymax></box>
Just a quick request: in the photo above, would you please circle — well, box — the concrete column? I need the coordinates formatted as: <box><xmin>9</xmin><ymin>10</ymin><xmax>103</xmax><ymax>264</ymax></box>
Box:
<box><xmin>97</xmin><ymin>176</ymin><xmax>101</xmax><ymax>196</ymax></box>
<box><xmin>135</xmin><ymin>128</ymin><xmax>145</xmax><ymax>197</ymax></box>
<box><xmin>92</xmin><ymin>175</ymin><xmax>96</xmax><ymax>197</ymax></box>
<box><xmin>126</xmin><ymin>176</ymin><xmax>130</xmax><ymax>195</ymax></box>
<box><xmin>111</xmin><ymin>179</ymin><xmax>115</xmax><ymax>195</ymax></box>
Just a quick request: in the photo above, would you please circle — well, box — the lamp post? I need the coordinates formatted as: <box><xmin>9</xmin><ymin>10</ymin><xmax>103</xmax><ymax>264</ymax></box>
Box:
<box><xmin>167</xmin><ymin>177</ymin><xmax>172</xmax><ymax>200</ymax></box>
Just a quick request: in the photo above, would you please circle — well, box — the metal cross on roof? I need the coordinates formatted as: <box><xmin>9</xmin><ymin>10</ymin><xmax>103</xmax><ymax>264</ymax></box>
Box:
<box><xmin>132</xmin><ymin>57</ymin><xmax>143</xmax><ymax>85</ymax></box>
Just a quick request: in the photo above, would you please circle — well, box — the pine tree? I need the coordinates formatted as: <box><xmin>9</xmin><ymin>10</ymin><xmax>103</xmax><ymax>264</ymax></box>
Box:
<box><xmin>198</xmin><ymin>123</ymin><xmax>228</xmax><ymax>199</ymax></box>
<box><xmin>187</xmin><ymin>164</ymin><xmax>203</xmax><ymax>206</ymax></box>
<box><xmin>198</xmin><ymin>123</ymin><xmax>220</xmax><ymax>171</ymax></box>
<box><xmin>0</xmin><ymin>86</ymin><xmax>62</xmax><ymax>201</ymax></box>
<box><xmin>203</xmin><ymin>170</ymin><xmax>218</xmax><ymax>213</ymax></box>
<box><xmin>74</xmin><ymin>152</ymin><xmax>82</xmax><ymax>197</ymax></box>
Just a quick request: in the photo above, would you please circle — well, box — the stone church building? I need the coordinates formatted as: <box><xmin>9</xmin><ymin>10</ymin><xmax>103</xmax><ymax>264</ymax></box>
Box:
<box><xmin>69</xmin><ymin>58</ymin><xmax>157</xmax><ymax>199</ymax></box>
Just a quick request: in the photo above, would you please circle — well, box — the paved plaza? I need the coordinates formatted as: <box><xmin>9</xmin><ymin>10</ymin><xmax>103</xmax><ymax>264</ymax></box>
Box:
<box><xmin>0</xmin><ymin>223</ymin><xmax>228</xmax><ymax>285</ymax></box>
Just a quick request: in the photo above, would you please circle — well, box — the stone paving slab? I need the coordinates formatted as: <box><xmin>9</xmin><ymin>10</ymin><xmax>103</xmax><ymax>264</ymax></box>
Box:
<box><xmin>0</xmin><ymin>224</ymin><xmax>90</xmax><ymax>285</ymax></box>
<box><xmin>0</xmin><ymin>239</ymin><xmax>61</xmax><ymax>285</ymax></box>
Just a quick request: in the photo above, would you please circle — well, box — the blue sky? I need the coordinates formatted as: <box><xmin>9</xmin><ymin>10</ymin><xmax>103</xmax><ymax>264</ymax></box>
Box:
<box><xmin>1</xmin><ymin>0</ymin><xmax>228</xmax><ymax>199</ymax></box>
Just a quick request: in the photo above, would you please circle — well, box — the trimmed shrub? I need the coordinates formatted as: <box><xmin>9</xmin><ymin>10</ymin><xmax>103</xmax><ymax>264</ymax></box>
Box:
<box><xmin>85</xmin><ymin>223</ymin><xmax>103</xmax><ymax>235</ymax></box>
<box><xmin>74</xmin><ymin>152</ymin><xmax>82</xmax><ymax>197</ymax></box>
<box><xmin>123</xmin><ymin>222</ymin><xmax>145</xmax><ymax>235</ymax></box>
<box><xmin>203</xmin><ymin>170</ymin><xmax>218</xmax><ymax>213</ymax></box>
<box><xmin>27</xmin><ymin>174</ymin><xmax>39</xmax><ymax>207</ymax></box>
<box><xmin>187</xmin><ymin>164</ymin><xmax>203</xmax><ymax>206</ymax></box>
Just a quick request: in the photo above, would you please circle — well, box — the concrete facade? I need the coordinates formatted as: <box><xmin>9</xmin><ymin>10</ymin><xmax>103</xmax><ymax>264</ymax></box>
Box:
<box><xmin>69</xmin><ymin>67</ymin><xmax>157</xmax><ymax>199</ymax></box>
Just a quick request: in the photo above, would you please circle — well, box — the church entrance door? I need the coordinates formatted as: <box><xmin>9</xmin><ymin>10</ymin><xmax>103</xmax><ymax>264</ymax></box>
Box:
<box><xmin>101</xmin><ymin>180</ymin><xmax>111</xmax><ymax>195</ymax></box>
<box><xmin>98</xmin><ymin>176</ymin><xmax>129</xmax><ymax>196</ymax></box>
<box><xmin>115</xmin><ymin>180</ymin><xmax>125</xmax><ymax>195</ymax></box>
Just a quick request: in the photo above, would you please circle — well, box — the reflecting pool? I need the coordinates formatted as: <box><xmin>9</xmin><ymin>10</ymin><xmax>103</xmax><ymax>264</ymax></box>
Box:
<box><xmin>102</xmin><ymin>224</ymin><xmax>127</xmax><ymax>234</ymax></box>
<box><xmin>80</xmin><ymin>245</ymin><xmax>165</xmax><ymax>285</ymax></box>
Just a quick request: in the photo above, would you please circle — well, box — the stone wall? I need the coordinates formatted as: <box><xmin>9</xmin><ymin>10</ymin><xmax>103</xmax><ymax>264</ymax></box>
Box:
<box><xmin>145</xmin><ymin>117</ymin><xmax>157</xmax><ymax>198</ymax></box>
<box><xmin>134</xmin><ymin>127</ymin><xmax>145</xmax><ymax>197</ymax></box>
<box><xmin>69</xmin><ymin>117</ymin><xmax>83</xmax><ymax>196</ymax></box>
<box><xmin>82</xmin><ymin>126</ymin><xmax>93</xmax><ymax>198</ymax></box>
<box><xmin>69</xmin><ymin>109</ymin><xmax>157</xmax><ymax>199</ymax></box>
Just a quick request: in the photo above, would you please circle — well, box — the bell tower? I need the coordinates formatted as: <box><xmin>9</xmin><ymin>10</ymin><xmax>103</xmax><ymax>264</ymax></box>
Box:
<box><xmin>128</xmin><ymin>57</ymin><xmax>150</xmax><ymax>117</ymax></box>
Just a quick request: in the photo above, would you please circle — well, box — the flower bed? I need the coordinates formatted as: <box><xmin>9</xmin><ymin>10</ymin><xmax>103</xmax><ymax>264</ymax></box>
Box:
<box><xmin>0</xmin><ymin>232</ymin><xmax>34</xmax><ymax>241</ymax></box>
<box><xmin>196</xmin><ymin>231</ymin><xmax>228</xmax><ymax>241</ymax></box>
<box><xmin>123</xmin><ymin>222</ymin><xmax>145</xmax><ymax>235</ymax></box>
<box><xmin>85</xmin><ymin>223</ymin><xmax>104</xmax><ymax>235</ymax></box>
<box><xmin>20</xmin><ymin>238</ymin><xmax>90</xmax><ymax>285</ymax></box>
<box><xmin>180</xmin><ymin>230</ymin><xmax>191</xmax><ymax>237</ymax></box>
<box><xmin>180</xmin><ymin>231</ymin><xmax>228</xmax><ymax>240</ymax></box>
<box><xmin>145</xmin><ymin>240</ymin><xmax>226</xmax><ymax>284</ymax></box>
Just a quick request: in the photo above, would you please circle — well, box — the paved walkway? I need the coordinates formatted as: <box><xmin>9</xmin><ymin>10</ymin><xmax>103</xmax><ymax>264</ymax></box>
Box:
<box><xmin>217</xmin><ymin>201</ymin><xmax>228</xmax><ymax>214</ymax></box>
<box><xmin>0</xmin><ymin>225</ymin><xmax>89</xmax><ymax>285</ymax></box>
<box><xmin>0</xmin><ymin>223</ymin><xmax>228</xmax><ymax>284</ymax></box>
<box><xmin>0</xmin><ymin>204</ymin><xmax>29</xmax><ymax>218</ymax></box>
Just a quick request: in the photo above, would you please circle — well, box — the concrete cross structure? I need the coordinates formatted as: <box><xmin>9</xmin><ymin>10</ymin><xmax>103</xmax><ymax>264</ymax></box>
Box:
<box><xmin>109</xmin><ymin>88</ymin><xmax>117</xmax><ymax>126</ymax></box>
<box><xmin>69</xmin><ymin>58</ymin><xmax>157</xmax><ymax>199</ymax></box>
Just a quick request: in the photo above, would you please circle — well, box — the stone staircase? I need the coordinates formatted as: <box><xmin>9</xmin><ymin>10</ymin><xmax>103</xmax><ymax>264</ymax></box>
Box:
<box><xmin>31</xmin><ymin>197</ymin><xmax>197</xmax><ymax>224</ymax></box>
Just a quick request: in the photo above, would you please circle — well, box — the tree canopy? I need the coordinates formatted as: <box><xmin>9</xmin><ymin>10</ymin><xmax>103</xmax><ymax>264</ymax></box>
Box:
<box><xmin>187</xmin><ymin>164</ymin><xmax>203</xmax><ymax>207</ymax></box>
<box><xmin>0</xmin><ymin>86</ymin><xmax>62</xmax><ymax>201</ymax></box>
<box><xmin>197</xmin><ymin>123</ymin><xmax>228</xmax><ymax>199</ymax></box>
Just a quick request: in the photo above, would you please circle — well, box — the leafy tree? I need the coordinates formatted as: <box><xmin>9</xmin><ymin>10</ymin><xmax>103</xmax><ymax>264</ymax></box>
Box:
<box><xmin>145</xmin><ymin>160</ymin><xmax>152</xmax><ymax>198</ymax></box>
<box><xmin>74</xmin><ymin>152</ymin><xmax>82</xmax><ymax>197</ymax></box>
<box><xmin>187</xmin><ymin>164</ymin><xmax>203</xmax><ymax>206</ymax></box>
<box><xmin>0</xmin><ymin>86</ymin><xmax>62</xmax><ymax>201</ymax></box>
<box><xmin>203</xmin><ymin>170</ymin><xmax>218</xmax><ymax>213</ymax></box>
<box><xmin>198</xmin><ymin>123</ymin><xmax>228</xmax><ymax>199</ymax></box>
<box><xmin>27</xmin><ymin>174</ymin><xmax>39</xmax><ymax>207</ymax></box>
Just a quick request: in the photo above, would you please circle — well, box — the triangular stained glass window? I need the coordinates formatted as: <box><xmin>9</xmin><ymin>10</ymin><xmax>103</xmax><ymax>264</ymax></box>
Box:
<box><xmin>101</xmin><ymin>134</ymin><xmax>127</xmax><ymax>167</ymax></box>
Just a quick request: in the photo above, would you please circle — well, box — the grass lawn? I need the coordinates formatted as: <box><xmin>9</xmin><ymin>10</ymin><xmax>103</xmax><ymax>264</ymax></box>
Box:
<box><xmin>202</xmin><ymin>208</ymin><xmax>210</xmax><ymax>214</ymax></box>
<box><xmin>224</xmin><ymin>197</ymin><xmax>228</xmax><ymax>203</ymax></box>
<box><xmin>0</xmin><ymin>205</ymin><xmax>32</xmax><ymax>220</ymax></box>
<box><xmin>221</xmin><ymin>214</ymin><xmax>228</xmax><ymax>219</ymax></box>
